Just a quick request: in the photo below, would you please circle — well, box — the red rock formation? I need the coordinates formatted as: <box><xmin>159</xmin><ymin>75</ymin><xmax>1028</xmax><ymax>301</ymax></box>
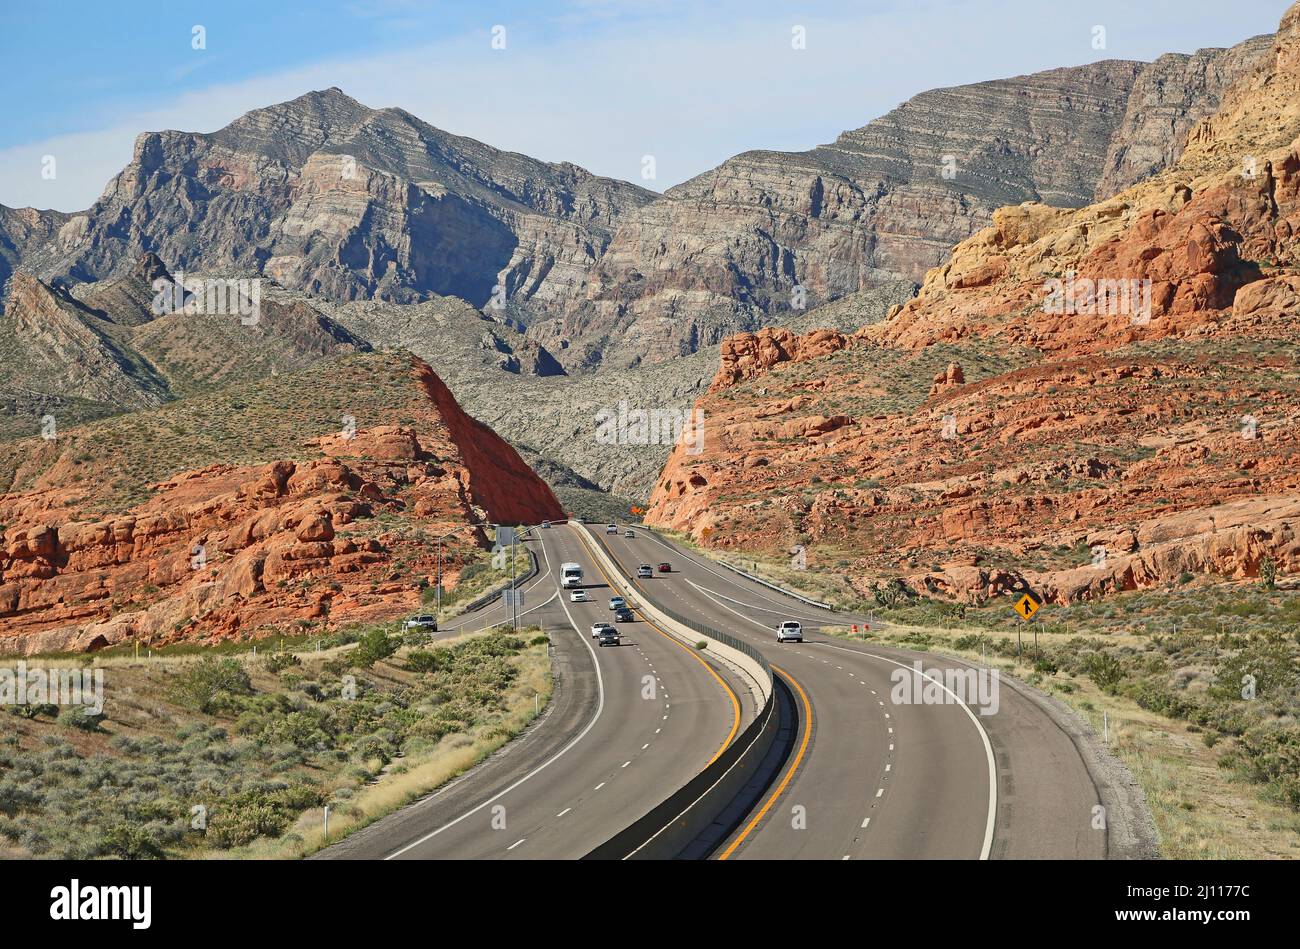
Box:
<box><xmin>645</xmin><ymin>4</ymin><xmax>1300</xmax><ymax>604</ymax></box>
<box><xmin>0</xmin><ymin>357</ymin><xmax>562</xmax><ymax>655</ymax></box>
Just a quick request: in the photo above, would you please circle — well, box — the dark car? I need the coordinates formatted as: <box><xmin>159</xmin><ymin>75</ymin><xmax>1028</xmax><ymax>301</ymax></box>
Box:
<box><xmin>657</xmin><ymin>562</ymin><xmax>671</xmax><ymax>573</ymax></box>
<box><xmin>597</xmin><ymin>627</ymin><xmax>621</xmax><ymax>647</ymax></box>
<box><xmin>614</xmin><ymin>607</ymin><xmax>634</xmax><ymax>623</ymax></box>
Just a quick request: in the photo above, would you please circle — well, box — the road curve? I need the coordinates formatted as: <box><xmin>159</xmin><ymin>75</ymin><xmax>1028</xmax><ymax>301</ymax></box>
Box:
<box><xmin>596</xmin><ymin>527</ymin><xmax>1109</xmax><ymax>860</ymax></box>
<box><xmin>316</xmin><ymin>523</ymin><xmax>751</xmax><ymax>860</ymax></box>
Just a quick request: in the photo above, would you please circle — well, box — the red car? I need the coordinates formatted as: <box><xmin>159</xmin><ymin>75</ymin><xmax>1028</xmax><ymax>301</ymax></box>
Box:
<box><xmin>657</xmin><ymin>562</ymin><xmax>671</xmax><ymax>573</ymax></box>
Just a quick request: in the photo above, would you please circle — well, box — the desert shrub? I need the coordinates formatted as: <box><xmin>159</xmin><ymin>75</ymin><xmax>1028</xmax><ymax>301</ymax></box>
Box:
<box><xmin>351</xmin><ymin>629</ymin><xmax>398</xmax><ymax>669</ymax></box>
<box><xmin>96</xmin><ymin>822</ymin><xmax>167</xmax><ymax>860</ymax></box>
<box><xmin>264</xmin><ymin>652</ymin><xmax>302</xmax><ymax>674</ymax></box>
<box><xmin>1223</xmin><ymin>724</ymin><xmax>1300</xmax><ymax>810</ymax></box>
<box><xmin>170</xmin><ymin>657</ymin><xmax>252</xmax><ymax>713</ymax></box>
<box><xmin>404</xmin><ymin>650</ymin><xmax>445</xmax><ymax>674</ymax></box>
<box><xmin>1084</xmin><ymin>652</ymin><xmax>1125</xmax><ymax>692</ymax></box>
<box><xmin>1210</xmin><ymin>637</ymin><xmax>1298</xmax><ymax>702</ymax></box>
<box><xmin>55</xmin><ymin>706</ymin><xmax>105</xmax><ymax>731</ymax></box>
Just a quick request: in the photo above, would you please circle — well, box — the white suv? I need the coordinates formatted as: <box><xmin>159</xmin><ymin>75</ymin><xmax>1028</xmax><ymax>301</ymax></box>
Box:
<box><xmin>777</xmin><ymin>621</ymin><xmax>803</xmax><ymax>643</ymax></box>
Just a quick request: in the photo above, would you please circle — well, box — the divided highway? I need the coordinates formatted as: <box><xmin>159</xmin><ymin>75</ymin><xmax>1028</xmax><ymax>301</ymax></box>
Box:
<box><xmin>318</xmin><ymin>523</ymin><xmax>752</xmax><ymax>860</ymax></box>
<box><xmin>595</xmin><ymin>528</ymin><xmax>1109</xmax><ymax>860</ymax></box>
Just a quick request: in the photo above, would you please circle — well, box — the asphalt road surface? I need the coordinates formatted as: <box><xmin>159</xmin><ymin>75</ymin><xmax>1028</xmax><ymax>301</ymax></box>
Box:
<box><xmin>317</xmin><ymin>523</ymin><xmax>752</xmax><ymax>860</ymax></box>
<box><xmin>596</xmin><ymin>527</ymin><xmax>1108</xmax><ymax>860</ymax></box>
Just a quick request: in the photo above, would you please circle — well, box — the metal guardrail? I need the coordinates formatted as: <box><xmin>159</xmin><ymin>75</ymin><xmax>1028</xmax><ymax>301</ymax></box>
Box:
<box><xmin>713</xmin><ymin>558</ymin><xmax>838</xmax><ymax>612</ymax></box>
<box><xmin>637</xmin><ymin>523</ymin><xmax>838</xmax><ymax>612</ymax></box>
<box><xmin>458</xmin><ymin>544</ymin><xmax>539</xmax><ymax>614</ymax></box>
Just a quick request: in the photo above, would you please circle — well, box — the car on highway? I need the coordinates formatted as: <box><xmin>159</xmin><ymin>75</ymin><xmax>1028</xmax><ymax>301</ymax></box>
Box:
<box><xmin>614</xmin><ymin>607</ymin><xmax>634</xmax><ymax>623</ymax></box>
<box><xmin>608</xmin><ymin>596</ymin><xmax>626</xmax><ymax>611</ymax></box>
<box><xmin>597</xmin><ymin>627</ymin><xmax>621</xmax><ymax>647</ymax></box>
<box><xmin>624</xmin><ymin>529</ymin><xmax>635</xmax><ymax>538</ymax></box>
<box><xmin>570</xmin><ymin>589</ymin><xmax>588</xmax><ymax>602</ymax></box>
<box><xmin>606</xmin><ymin>523</ymin><xmax>618</xmax><ymax>534</ymax></box>
<box><xmin>403</xmin><ymin>615</ymin><xmax>438</xmax><ymax>631</ymax></box>
<box><xmin>777</xmin><ymin>621</ymin><xmax>803</xmax><ymax>643</ymax></box>
<box><xmin>637</xmin><ymin>564</ymin><xmax>653</xmax><ymax>578</ymax></box>
<box><xmin>590</xmin><ymin>621</ymin><xmax>616</xmax><ymax>639</ymax></box>
<box><xmin>657</xmin><ymin>562</ymin><xmax>672</xmax><ymax>573</ymax></box>
<box><xmin>541</xmin><ymin>520</ymin><xmax>551</xmax><ymax>529</ymax></box>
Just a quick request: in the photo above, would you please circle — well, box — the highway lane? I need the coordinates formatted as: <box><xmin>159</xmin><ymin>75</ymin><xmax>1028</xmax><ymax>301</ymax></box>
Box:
<box><xmin>597</xmin><ymin>527</ymin><xmax>1107</xmax><ymax>860</ymax></box>
<box><xmin>320</xmin><ymin>523</ymin><xmax>749</xmax><ymax>860</ymax></box>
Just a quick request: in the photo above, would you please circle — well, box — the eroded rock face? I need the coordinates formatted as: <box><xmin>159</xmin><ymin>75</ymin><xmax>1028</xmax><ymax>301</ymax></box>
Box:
<box><xmin>536</xmin><ymin>40</ymin><xmax>1271</xmax><ymax>369</ymax></box>
<box><xmin>644</xmin><ymin>4</ymin><xmax>1300</xmax><ymax>605</ymax></box>
<box><xmin>20</xmin><ymin>88</ymin><xmax>655</xmax><ymax>312</ymax></box>
<box><xmin>0</xmin><ymin>357</ymin><xmax>563</xmax><ymax>655</ymax></box>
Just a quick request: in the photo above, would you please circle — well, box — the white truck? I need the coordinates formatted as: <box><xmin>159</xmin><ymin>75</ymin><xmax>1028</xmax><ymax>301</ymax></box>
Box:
<box><xmin>561</xmin><ymin>562</ymin><xmax>583</xmax><ymax>589</ymax></box>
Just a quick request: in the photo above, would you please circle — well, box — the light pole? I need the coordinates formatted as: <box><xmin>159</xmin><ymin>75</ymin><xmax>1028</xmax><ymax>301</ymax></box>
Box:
<box><xmin>434</xmin><ymin>521</ymin><xmax>488</xmax><ymax>620</ymax></box>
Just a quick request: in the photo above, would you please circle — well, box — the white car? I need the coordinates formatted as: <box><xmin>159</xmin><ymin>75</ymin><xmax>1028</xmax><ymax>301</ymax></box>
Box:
<box><xmin>404</xmin><ymin>615</ymin><xmax>438</xmax><ymax>631</ymax></box>
<box><xmin>541</xmin><ymin>520</ymin><xmax>551</xmax><ymax>529</ymax></box>
<box><xmin>606</xmin><ymin>523</ymin><xmax>618</xmax><ymax>534</ymax></box>
<box><xmin>570</xmin><ymin>589</ymin><xmax>588</xmax><ymax>602</ymax></box>
<box><xmin>777</xmin><ymin>621</ymin><xmax>803</xmax><ymax>643</ymax></box>
<box><xmin>624</xmin><ymin>529</ymin><xmax>635</xmax><ymax>538</ymax></box>
<box><xmin>591</xmin><ymin>622</ymin><xmax>616</xmax><ymax>639</ymax></box>
<box><xmin>637</xmin><ymin>564</ymin><xmax>653</xmax><ymax>579</ymax></box>
<box><xmin>608</xmin><ymin>596</ymin><xmax>627</xmax><ymax>611</ymax></box>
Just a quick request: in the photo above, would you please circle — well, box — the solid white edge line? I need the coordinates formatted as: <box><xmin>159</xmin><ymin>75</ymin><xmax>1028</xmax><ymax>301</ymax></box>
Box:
<box><xmin>384</xmin><ymin>530</ymin><xmax>606</xmax><ymax>859</ymax></box>
<box><xmin>820</xmin><ymin>641</ymin><xmax>998</xmax><ymax>861</ymax></box>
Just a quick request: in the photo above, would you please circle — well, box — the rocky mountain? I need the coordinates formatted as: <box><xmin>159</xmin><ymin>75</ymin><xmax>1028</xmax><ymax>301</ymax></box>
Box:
<box><xmin>531</xmin><ymin>35</ymin><xmax>1271</xmax><ymax>370</ymax></box>
<box><xmin>0</xmin><ymin>351</ymin><xmax>563</xmax><ymax>654</ymax></box>
<box><xmin>0</xmin><ymin>206</ymin><xmax>68</xmax><ymax>299</ymax></box>
<box><xmin>645</xmin><ymin>4</ymin><xmax>1300</xmax><ymax>606</ymax></box>
<box><xmin>18</xmin><ymin>88</ymin><xmax>655</xmax><ymax>311</ymax></box>
<box><xmin>0</xmin><ymin>255</ymin><xmax>368</xmax><ymax>441</ymax></box>
<box><xmin>1094</xmin><ymin>34</ymin><xmax>1276</xmax><ymax>199</ymax></box>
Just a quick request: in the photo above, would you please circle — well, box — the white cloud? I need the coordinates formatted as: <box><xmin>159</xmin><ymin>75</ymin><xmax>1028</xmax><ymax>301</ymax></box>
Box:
<box><xmin>0</xmin><ymin>0</ymin><xmax>1279</xmax><ymax>211</ymax></box>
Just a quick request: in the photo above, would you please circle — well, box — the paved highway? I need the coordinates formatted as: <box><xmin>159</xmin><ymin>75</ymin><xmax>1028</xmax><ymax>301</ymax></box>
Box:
<box><xmin>318</xmin><ymin>523</ymin><xmax>752</xmax><ymax>860</ymax></box>
<box><xmin>596</xmin><ymin>527</ymin><xmax>1108</xmax><ymax>860</ymax></box>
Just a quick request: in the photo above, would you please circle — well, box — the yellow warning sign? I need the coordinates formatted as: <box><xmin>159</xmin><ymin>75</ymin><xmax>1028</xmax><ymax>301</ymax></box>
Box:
<box><xmin>1014</xmin><ymin>593</ymin><xmax>1041</xmax><ymax>621</ymax></box>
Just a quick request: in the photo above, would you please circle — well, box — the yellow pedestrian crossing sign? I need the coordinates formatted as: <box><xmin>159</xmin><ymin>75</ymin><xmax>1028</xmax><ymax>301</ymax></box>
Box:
<box><xmin>1014</xmin><ymin>592</ymin><xmax>1041</xmax><ymax>620</ymax></box>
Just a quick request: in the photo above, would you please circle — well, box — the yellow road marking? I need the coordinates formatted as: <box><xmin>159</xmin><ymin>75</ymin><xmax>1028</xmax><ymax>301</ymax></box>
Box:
<box><xmin>575</xmin><ymin>529</ymin><xmax>741</xmax><ymax>767</ymax></box>
<box><xmin>718</xmin><ymin>663</ymin><xmax>812</xmax><ymax>860</ymax></box>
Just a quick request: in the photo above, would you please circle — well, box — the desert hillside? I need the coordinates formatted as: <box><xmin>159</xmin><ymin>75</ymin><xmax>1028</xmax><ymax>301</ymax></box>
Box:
<box><xmin>646</xmin><ymin>3</ymin><xmax>1300</xmax><ymax>606</ymax></box>
<box><xmin>0</xmin><ymin>352</ymin><xmax>562</xmax><ymax>654</ymax></box>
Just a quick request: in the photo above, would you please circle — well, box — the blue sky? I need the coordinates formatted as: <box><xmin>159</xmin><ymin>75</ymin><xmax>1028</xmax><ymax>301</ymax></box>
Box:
<box><xmin>0</xmin><ymin>0</ymin><xmax>1288</xmax><ymax>211</ymax></box>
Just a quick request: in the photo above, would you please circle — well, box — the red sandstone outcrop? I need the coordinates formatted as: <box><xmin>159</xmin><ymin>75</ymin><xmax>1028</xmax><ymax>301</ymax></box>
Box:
<box><xmin>644</xmin><ymin>4</ymin><xmax>1300</xmax><ymax>604</ymax></box>
<box><xmin>0</xmin><ymin>356</ymin><xmax>562</xmax><ymax>655</ymax></box>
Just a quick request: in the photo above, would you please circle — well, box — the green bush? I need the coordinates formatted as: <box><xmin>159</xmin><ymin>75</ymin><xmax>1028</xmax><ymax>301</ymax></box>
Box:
<box><xmin>1084</xmin><ymin>652</ymin><xmax>1125</xmax><ymax>692</ymax></box>
<box><xmin>264</xmin><ymin>652</ymin><xmax>302</xmax><ymax>674</ymax></box>
<box><xmin>56</xmin><ymin>706</ymin><xmax>105</xmax><ymax>732</ymax></box>
<box><xmin>169</xmin><ymin>657</ymin><xmax>252</xmax><ymax>713</ymax></box>
<box><xmin>404</xmin><ymin>650</ymin><xmax>444</xmax><ymax>674</ymax></box>
<box><xmin>351</xmin><ymin>629</ymin><xmax>398</xmax><ymax>669</ymax></box>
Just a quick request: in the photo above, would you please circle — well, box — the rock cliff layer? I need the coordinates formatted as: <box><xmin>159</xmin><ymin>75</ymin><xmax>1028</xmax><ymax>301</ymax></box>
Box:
<box><xmin>0</xmin><ymin>352</ymin><xmax>563</xmax><ymax>654</ymax></box>
<box><xmin>645</xmin><ymin>5</ymin><xmax>1300</xmax><ymax>605</ymax></box>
